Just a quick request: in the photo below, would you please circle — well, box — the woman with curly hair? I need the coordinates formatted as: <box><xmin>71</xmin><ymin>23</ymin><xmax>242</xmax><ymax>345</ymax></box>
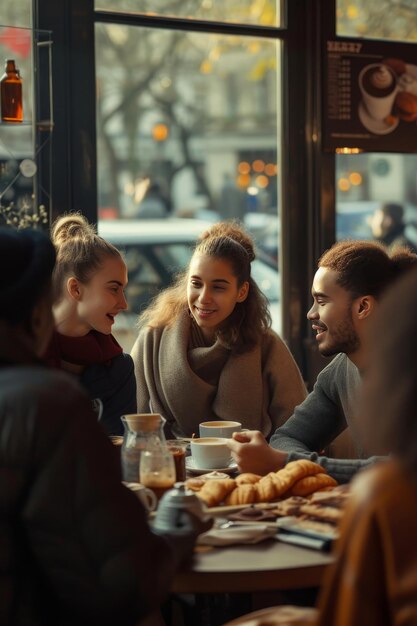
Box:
<box><xmin>131</xmin><ymin>221</ymin><xmax>306</xmax><ymax>439</ymax></box>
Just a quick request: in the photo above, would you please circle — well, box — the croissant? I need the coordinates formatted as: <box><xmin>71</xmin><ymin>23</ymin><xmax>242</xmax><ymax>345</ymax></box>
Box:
<box><xmin>299</xmin><ymin>503</ymin><xmax>343</xmax><ymax>524</ymax></box>
<box><xmin>197</xmin><ymin>478</ymin><xmax>236</xmax><ymax>507</ymax></box>
<box><xmin>224</xmin><ymin>483</ymin><xmax>258</xmax><ymax>506</ymax></box>
<box><xmin>255</xmin><ymin>477</ymin><xmax>276</xmax><ymax>502</ymax></box>
<box><xmin>185</xmin><ymin>477</ymin><xmax>205</xmax><ymax>492</ymax></box>
<box><xmin>291</xmin><ymin>473</ymin><xmax>338</xmax><ymax>497</ymax></box>
<box><xmin>284</xmin><ymin>460</ymin><xmax>326</xmax><ymax>480</ymax></box>
<box><xmin>270</xmin><ymin>469</ymin><xmax>294</xmax><ymax>498</ymax></box>
<box><xmin>236</xmin><ymin>473</ymin><xmax>262</xmax><ymax>485</ymax></box>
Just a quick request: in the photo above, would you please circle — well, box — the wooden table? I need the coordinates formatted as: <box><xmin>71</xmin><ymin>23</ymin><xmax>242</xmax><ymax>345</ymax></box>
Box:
<box><xmin>172</xmin><ymin>538</ymin><xmax>334</xmax><ymax>594</ymax></box>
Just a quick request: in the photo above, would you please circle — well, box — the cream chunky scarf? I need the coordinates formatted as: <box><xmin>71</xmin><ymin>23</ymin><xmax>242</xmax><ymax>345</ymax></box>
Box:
<box><xmin>135</xmin><ymin>310</ymin><xmax>265</xmax><ymax>438</ymax></box>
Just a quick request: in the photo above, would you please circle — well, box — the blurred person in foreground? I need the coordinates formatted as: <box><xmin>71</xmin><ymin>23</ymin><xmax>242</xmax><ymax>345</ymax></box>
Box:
<box><xmin>228</xmin><ymin>241</ymin><xmax>417</xmax><ymax>483</ymax></box>
<box><xmin>369</xmin><ymin>201</ymin><xmax>417</xmax><ymax>252</ymax></box>
<box><xmin>316</xmin><ymin>265</ymin><xmax>417</xmax><ymax>625</ymax></box>
<box><xmin>0</xmin><ymin>227</ymin><xmax>197</xmax><ymax>626</ymax></box>
<box><xmin>223</xmin><ymin>267</ymin><xmax>417</xmax><ymax>626</ymax></box>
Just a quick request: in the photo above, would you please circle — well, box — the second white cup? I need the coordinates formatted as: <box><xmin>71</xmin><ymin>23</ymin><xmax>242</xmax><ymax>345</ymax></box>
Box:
<box><xmin>199</xmin><ymin>420</ymin><xmax>242</xmax><ymax>438</ymax></box>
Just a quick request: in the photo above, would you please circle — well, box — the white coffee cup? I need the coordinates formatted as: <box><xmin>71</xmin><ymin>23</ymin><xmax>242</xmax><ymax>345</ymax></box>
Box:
<box><xmin>190</xmin><ymin>437</ymin><xmax>232</xmax><ymax>470</ymax></box>
<box><xmin>359</xmin><ymin>63</ymin><xmax>398</xmax><ymax>121</ymax></box>
<box><xmin>199</xmin><ymin>420</ymin><xmax>242</xmax><ymax>438</ymax></box>
<box><xmin>123</xmin><ymin>482</ymin><xmax>158</xmax><ymax>512</ymax></box>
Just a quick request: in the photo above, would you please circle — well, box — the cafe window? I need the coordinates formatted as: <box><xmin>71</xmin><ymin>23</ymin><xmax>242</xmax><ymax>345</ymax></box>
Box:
<box><xmin>335</xmin><ymin>0</ymin><xmax>417</xmax><ymax>246</ymax></box>
<box><xmin>335</xmin><ymin>153</ymin><xmax>417</xmax><ymax>248</ymax></box>
<box><xmin>0</xmin><ymin>0</ymin><xmax>32</xmax><ymax>29</ymax></box>
<box><xmin>95</xmin><ymin>5</ymin><xmax>283</xmax><ymax>351</ymax></box>
<box><xmin>336</xmin><ymin>0</ymin><xmax>417</xmax><ymax>42</ymax></box>
<box><xmin>94</xmin><ymin>0</ymin><xmax>282</xmax><ymax>28</ymax></box>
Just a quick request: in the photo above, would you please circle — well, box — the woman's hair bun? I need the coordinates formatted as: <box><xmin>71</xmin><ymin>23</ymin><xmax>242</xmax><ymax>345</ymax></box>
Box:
<box><xmin>198</xmin><ymin>221</ymin><xmax>255</xmax><ymax>262</ymax></box>
<box><xmin>51</xmin><ymin>213</ymin><xmax>96</xmax><ymax>247</ymax></box>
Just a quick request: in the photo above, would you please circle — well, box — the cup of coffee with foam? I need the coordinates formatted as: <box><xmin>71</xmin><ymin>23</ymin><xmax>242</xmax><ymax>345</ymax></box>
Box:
<box><xmin>359</xmin><ymin>63</ymin><xmax>398</xmax><ymax>121</ymax></box>
<box><xmin>199</xmin><ymin>420</ymin><xmax>242</xmax><ymax>438</ymax></box>
<box><xmin>190</xmin><ymin>437</ymin><xmax>232</xmax><ymax>470</ymax></box>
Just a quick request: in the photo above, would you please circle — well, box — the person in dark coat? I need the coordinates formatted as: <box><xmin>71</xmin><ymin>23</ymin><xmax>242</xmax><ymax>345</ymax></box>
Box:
<box><xmin>0</xmin><ymin>226</ymin><xmax>197</xmax><ymax>626</ymax></box>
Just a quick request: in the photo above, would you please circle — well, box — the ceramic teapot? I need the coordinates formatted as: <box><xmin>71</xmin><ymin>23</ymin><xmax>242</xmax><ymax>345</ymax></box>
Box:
<box><xmin>153</xmin><ymin>483</ymin><xmax>213</xmax><ymax>536</ymax></box>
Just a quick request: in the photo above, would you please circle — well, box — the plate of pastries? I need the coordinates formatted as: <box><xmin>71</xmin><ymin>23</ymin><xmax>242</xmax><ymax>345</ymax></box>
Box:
<box><xmin>185</xmin><ymin>459</ymin><xmax>350</xmax><ymax>542</ymax></box>
<box><xmin>185</xmin><ymin>459</ymin><xmax>338</xmax><ymax>507</ymax></box>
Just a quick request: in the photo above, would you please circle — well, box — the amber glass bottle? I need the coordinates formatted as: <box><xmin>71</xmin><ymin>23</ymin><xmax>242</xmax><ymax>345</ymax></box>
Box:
<box><xmin>0</xmin><ymin>59</ymin><xmax>23</xmax><ymax>123</ymax></box>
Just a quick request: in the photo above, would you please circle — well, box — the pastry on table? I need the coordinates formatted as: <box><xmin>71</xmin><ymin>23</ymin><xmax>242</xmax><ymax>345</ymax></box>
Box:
<box><xmin>185</xmin><ymin>477</ymin><xmax>206</xmax><ymax>492</ymax></box>
<box><xmin>235</xmin><ymin>472</ymin><xmax>262</xmax><ymax>485</ymax></box>
<box><xmin>271</xmin><ymin>496</ymin><xmax>310</xmax><ymax>517</ymax></box>
<box><xmin>197</xmin><ymin>478</ymin><xmax>236</xmax><ymax>507</ymax></box>
<box><xmin>255</xmin><ymin>476</ymin><xmax>277</xmax><ymax>502</ymax></box>
<box><xmin>269</xmin><ymin>470</ymin><xmax>294</xmax><ymax>498</ymax></box>
<box><xmin>299</xmin><ymin>503</ymin><xmax>344</xmax><ymax>524</ymax></box>
<box><xmin>227</xmin><ymin>506</ymin><xmax>277</xmax><ymax>522</ymax></box>
<box><xmin>185</xmin><ymin>471</ymin><xmax>231</xmax><ymax>492</ymax></box>
<box><xmin>291</xmin><ymin>473</ymin><xmax>338</xmax><ymax>497</ymax></box>
<box><xmin>225</xmin><ymin>483</ymin><xmax>258</xmax><ymax>506</ymax></box>
<box><xmin>284</xmin><ymin>459</ymin><xmax>326</xmax><ymax>480</ymax></box>
<box><xmin>309</xmin><ymin>485</ymin><xmax>350</xmax><ymax>507</ymax></box>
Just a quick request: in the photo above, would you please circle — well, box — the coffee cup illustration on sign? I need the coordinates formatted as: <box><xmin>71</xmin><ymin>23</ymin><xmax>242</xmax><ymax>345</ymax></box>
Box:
<box><xmin>358</xmin><ymin>63</ymin><xmax>399</xmax><ymax>134</ymax></box>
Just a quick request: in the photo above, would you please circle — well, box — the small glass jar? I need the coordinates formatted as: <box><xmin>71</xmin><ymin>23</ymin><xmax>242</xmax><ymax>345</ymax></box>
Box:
<box><xmin>166</xmin><ymin>439</ymin><xmax>189</xmax><ymax>482</ymax></box>
<box><xmin>140</xmin><ymin>449</ymin><xmax>176</xmax><ymax>501</ymax></box>
<box><xmin>121</xmin><ymin>413</ymin><xmax>167</xmax><ymax>483</ymax></box>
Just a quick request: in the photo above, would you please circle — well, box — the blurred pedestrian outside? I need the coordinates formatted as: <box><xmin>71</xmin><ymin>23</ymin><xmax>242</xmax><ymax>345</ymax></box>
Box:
<box><xmin>368</xmin><ymin>202</ymin><xmax>417</xmax><ymax>252</ymax></box>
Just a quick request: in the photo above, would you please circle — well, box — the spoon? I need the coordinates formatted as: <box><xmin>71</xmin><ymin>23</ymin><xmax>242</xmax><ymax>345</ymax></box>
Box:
<box><xmin>218</xmin><ymin>520</ymin><xmax>278</xmax><ymax>530</ymax></box>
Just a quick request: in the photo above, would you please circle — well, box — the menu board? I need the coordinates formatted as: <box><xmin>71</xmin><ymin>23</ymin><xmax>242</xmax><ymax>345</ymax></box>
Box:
<box><xmin>323</xmin><ymin>38</ymin><xmax>417</xmax><ymax>152</ymax></box>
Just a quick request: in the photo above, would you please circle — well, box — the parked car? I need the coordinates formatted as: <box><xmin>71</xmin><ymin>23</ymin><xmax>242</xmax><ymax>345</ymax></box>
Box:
<box><xmin>244</xmin><ymin>212</ymin><xmax>279</xmax><ymax>265</ymax></box>
<box><xmin>98</xmin><ymin>218</ymin><xmax>281</xmax><ymax>352</ymax></box>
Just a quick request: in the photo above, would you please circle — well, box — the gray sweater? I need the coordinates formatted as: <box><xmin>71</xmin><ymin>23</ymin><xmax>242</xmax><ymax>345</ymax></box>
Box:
<box><xmin>270</xmin><ymin>353</ymin><xmax>380</xmax><ymax>483</ymax></box>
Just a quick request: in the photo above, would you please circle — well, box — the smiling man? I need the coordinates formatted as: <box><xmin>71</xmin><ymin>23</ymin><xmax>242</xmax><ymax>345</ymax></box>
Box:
<box><xmin>228</xmin><ymin>240</ymin><xmax>417</xmax><ymax>483</ymax></box>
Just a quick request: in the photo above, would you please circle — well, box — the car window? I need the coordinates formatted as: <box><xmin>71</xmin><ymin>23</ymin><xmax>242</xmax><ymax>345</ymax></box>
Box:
<box><xmin>153</xmin><ymin>243</ymin><xmax>194</xmax><ymax>274</ymax></box>
<box><xmin>120</xmin><ymin>245</ymin><xmax>163</xmax><ymax>314</ymax></box>
<box><xmin>337</xmin><ymin>212</ymin><xmax>373</xmax><ymax>240</ymax></box>
<box><xmin>123</xmin><ymin>246</ymin><xmax>162</xmax><ymax>283</ymax></box>
<box><xmin>252</xmin><ymin>259</ymin><xmax>280</xmax><ymax>303</ymax></box>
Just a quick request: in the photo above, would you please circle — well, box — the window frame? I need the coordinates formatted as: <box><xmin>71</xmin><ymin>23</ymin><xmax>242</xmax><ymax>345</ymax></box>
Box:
<box><xmin>33</xmin><ymin>0</ymin><xmax>338</xmax><ymax>382</ymax></box>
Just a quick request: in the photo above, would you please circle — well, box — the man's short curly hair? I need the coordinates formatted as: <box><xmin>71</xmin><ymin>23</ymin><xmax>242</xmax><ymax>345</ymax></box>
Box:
<box><xmin>318</xmin><ymin>240</ymin><xmax>417</xmax><ymax>299</ymax></box>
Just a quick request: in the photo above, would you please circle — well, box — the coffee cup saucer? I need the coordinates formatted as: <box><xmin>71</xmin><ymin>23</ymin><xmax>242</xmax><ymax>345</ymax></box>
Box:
<box><xmin>358</xmin><ymin>101</ymin><xmax>398</xmax><ymax>135</ymax></box>
<box><xmin>186</xmin><ymin>456</ymin><xmax>238</xmax><ymax>475</ymax></box>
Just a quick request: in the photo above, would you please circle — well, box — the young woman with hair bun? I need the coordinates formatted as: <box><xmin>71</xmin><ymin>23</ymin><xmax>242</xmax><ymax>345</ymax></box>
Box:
<box><xmin>44</xmin><ymin>213</ymin><xmax>136</xmax><ymax>435</ymax></box>
<box><xmin>131</xmin><ymin>221</ymin><xmax>307</xmax><ymax>439</ymax></box>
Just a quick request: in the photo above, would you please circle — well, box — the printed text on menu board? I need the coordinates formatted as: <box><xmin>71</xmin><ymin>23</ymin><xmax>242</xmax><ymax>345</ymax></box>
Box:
<box><xmin>323</xmin><ymin>38</ymin><xmax>417</xmax><ymax>153</ymax></box>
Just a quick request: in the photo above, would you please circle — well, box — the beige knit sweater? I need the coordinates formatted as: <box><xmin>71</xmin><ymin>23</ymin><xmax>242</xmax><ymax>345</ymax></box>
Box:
<box><xmin>131</xmin><ymin>310</ymin><xmax>307</xmax><ymax>439</ymax></box>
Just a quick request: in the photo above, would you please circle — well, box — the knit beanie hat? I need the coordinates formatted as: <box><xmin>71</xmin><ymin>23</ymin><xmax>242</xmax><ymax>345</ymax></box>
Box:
<box><xmin>0</xmin><ymin>227</ymin><xmax>56</xmax><ymax>324</ymax></box>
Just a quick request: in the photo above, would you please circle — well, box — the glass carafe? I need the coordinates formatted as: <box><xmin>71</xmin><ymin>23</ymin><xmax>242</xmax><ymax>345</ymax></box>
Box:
<box><xmin>121</xmin><ymin>413</ymin><xmax>167</xmax><ymax>482</ymax></box>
